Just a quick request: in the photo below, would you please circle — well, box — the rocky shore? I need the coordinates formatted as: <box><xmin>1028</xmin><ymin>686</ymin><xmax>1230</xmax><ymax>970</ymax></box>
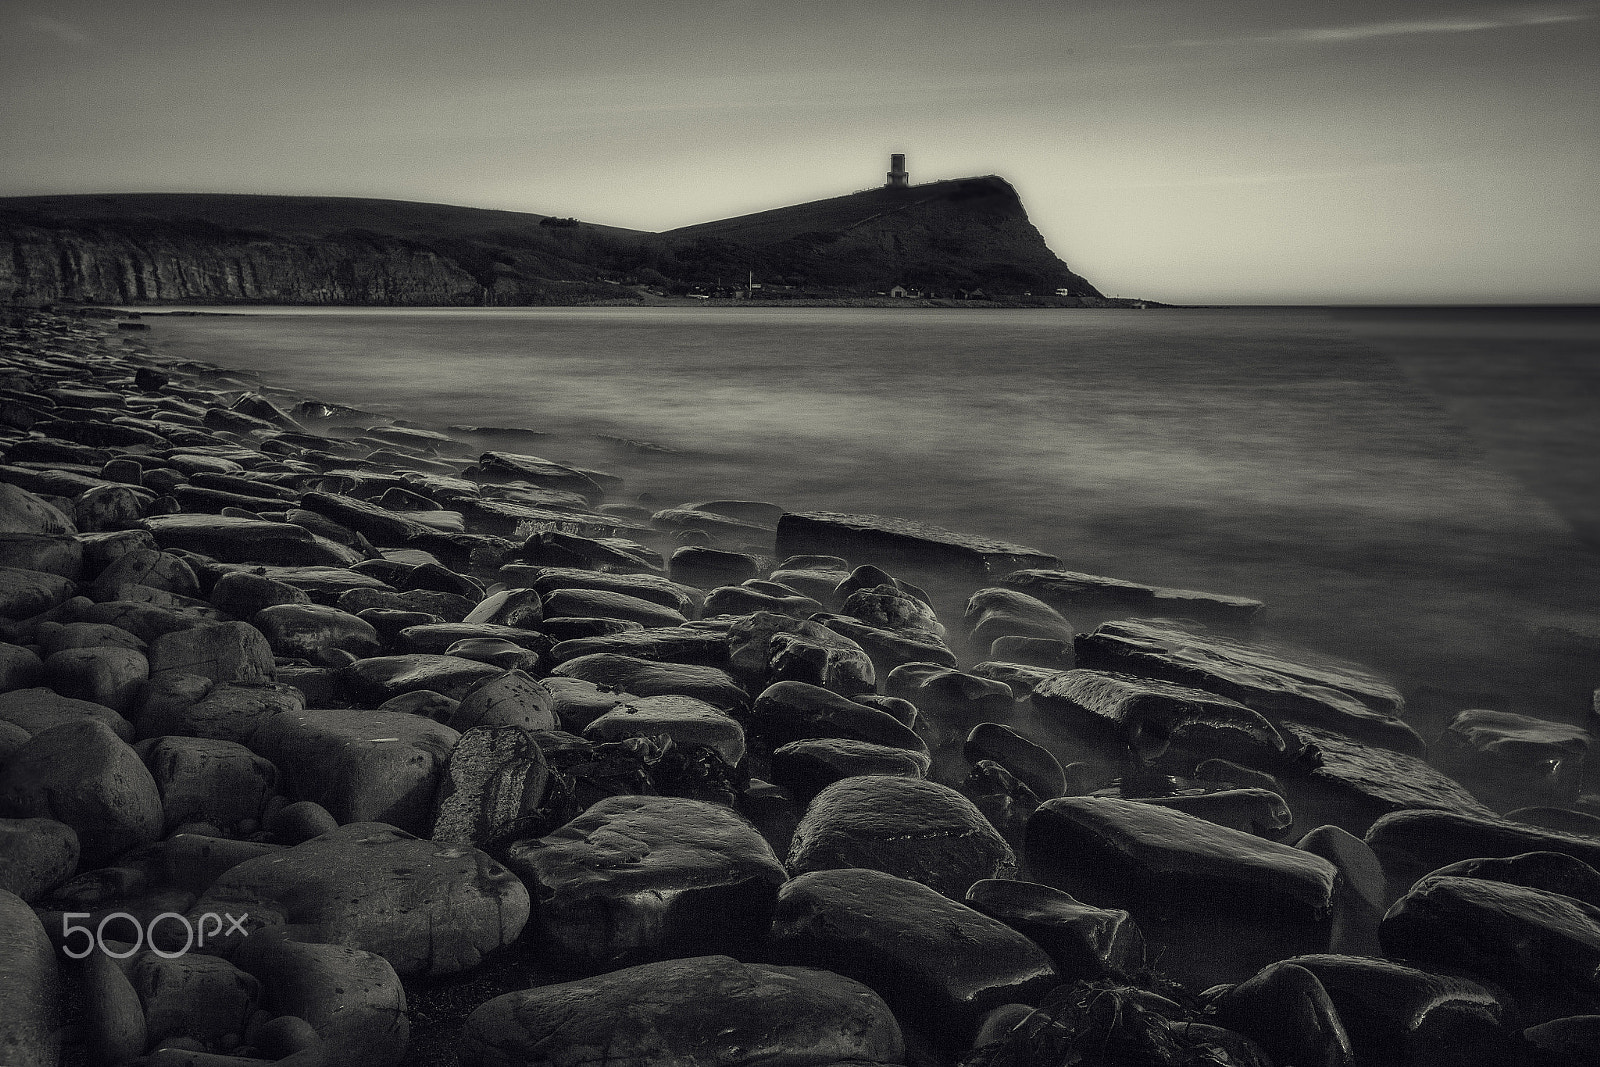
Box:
<box><xmin>1</xmin><ymin>308</ymin><xmax>1597</xmax><ymax>1067</ymax></box>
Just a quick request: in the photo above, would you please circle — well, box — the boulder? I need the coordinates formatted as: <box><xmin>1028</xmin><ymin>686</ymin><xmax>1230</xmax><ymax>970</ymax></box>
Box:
<box><xmin>250</xmin><ymin>710</ymin><xmax>459</xmax><ymax>836</ymax></box>
<box><xmin>748</xmin><ymin>681</ymin><xmax>928</xmax><ymax>753</ymax></box>
<box><xmin>147</xmin><ymin>622</ymin><xmax>275</xmax><ymax>685</ymax></box>
<box><xmin>1075</xmin><ymin>620</ymin><xmax>1419</xmax><ymax>755</ymax></box>
<box><xmin>137</xmin><ymin>679</ymin><xmax>304</xmax><ymax>745</ymax></box>
<box><xmin>1365</xmin><ymin>809</ymin><xmax>1600</xmax><ymax>895</ymax></box>
<box><xmin>132</xmin><ymin>952</ymin><xmax>261</xmax><ymax>1051</ymax></box>
<box><xmin>251</xmin><ymin>603</ymin><xmax>382</xmax><ymax>662</ymax></box>
<box><xmin>0</xmin><ymin>889</ymin><xmax>64</xmax><ymax>1067</ymax></box>
<box><xmin>551</xmin><ymin>653</ymin><xmax>747</xmax><ymax>711</ymax></box>
<box><xmin>964</xmin><ymin>878</ymin><xmax>1146</xmax><ymax>982</ymax></box>
<box><xmin>0</xmin><ymin>817</ymin><xmax>79</xmax><ymax>902</ymax></box>
<box><xmin>233</xmin><ymin>935</ymin><xmax>409</xmax><ymax>1066</ymax></box>
<box><xmin>142</xmin><ymin>513</ymin><xmax>363</xmax><ymax>567</ymax></box>
<box><xmin>583</xmin><ymin>694</ymin><xmax>746</xmax><ymax>767</ymax></box>
<box><xmin>0</xmin><ymin>686</ymin><xmax>134</xmax><ymax>740</ymax></box>
<box><xmin>1000</xmin><ymin>567</ymin><xmax>1263</xmax><ymax>624</ymax></box>
<box><xmin>460</xmin><ymin>955</ymin><xmax>902</xmax><ymax>1067</ymax></box>
<box><xmin>91</xmin><ymin>548</ymin><xmax>201</xmax><ymax>599</ymax></box>
<box><xmin>786</xmin><ymin>775</ymin><xmax>1015</xmax><ymax>898</ymax></box>
<box><xmin>776</xmin><ymin>511</ymin><xmax>1058</xmax><ymax>581</ymax></box>
<box><xmin>79</xmin><ymin>948</ymin><xmax>145</xmax><ymax>1067</ymax></box>
<box><xmin>1207</xmin><ymin>961</ymin><xmax>1357</xmax><ymax>1067</ymax></box>
<box><xmin>141</xmin><ymin>735</ymin><xmax>278</xmax><ymax>833</ymax></box>
<box><xmin>460</xmin><ymin>586</ymin><xmax>544</xmax><ymax>628</ymax></box>
<box><xmin>0</xmin><ymin>566</ymin><xmax>75</xmax><ymax>619</ymax></box>
<box><xmin>196</xmin><ymin>822</ymin><xmax>528</xmax><ymax>976</ymax></box>
<box><xmin>528</xmin><ymin>567</ymin><xmax>699</xmax><ymax>614</ymax></box>
<box><xmin>42</xmin><ymin>646</ymin><xmax>148</xmax><ymax>714</ymax></box>
<box><xmin>444</xmin><ymin>668</ymin><xmax>557</xmax><ymax>733</ymax></box>
<box><xmin>964</xmin><ymin>586</ymin><xmax>1075</xmax><ymax>646</ymax></box>
<box><xmin>208</xmin><ymin>570</ymin><xmax>311</xmax><ymax>617</ymax></box>
<box><xmin>0</xmin><ymin>481</ymin><xmax>76</xmax><ymax>535</ymax></box>
<box><xmin>727</xmin><ymin>612</ymin><xmax>874</xmax><ymax>696</ymax></box>
<box><xmin>431</xmin><ymin>725</ymin><xmax>549</xmax><ymax>848</ymax></box>
<box><xmin>394</xmin><ymin>621</ymin><xmax>550</xmax><ymax>655</ymax></box>
<box><xmin>1425</xmin><ymin>851</ymin><xmax>1600</xmax><ymax>910</ymax></box>
<box><xmin>769</xmin><ymin>738</ymin><xmax>931</xmax><ymax>802</ymax></box>
<box><xmin>0</xmin><ymin>719</ymin><xmax>162</xmax><ymax>867</ymax></box>
<box><xmin>0</xmin><ymin>533</ymin><xmax>81</xmax><ymax>579</ymax></box>
<box><xmin>963</xmin><ymin>722</ymin><xmax>1067</xmax><ymax>799</ymax></box>
<box><xmin>771</xmin><ymin>867</ymin><xmax>1058</xmax><ymax>1040</ymax></box>
<box><xmin>342</xmin><ymin>654</ymin><xmax>503</xmax><ymax>702</ymax></box>
<box><xmin>668</xmin><ymin>545</ymin><xmax>762</xmax><ymax>588</ymax></box>
<box><xmin>1434</xmin><ymin>708</ymin><xmax>1590</xmax><ymax>810</ymax></box>
<box><xmin>815</xmin><ymin>614</ymin><xmax>958</xmax><ymax>675</ymax></box>
<box><xmin>504</xmin><ymin>795</ymin><xmax>787</xmax><ymax>967</ymax></box>
<box><xmin>548</xmin><ymin>625</ymin><xmax>729</xmax><ymax>667</ymax></box>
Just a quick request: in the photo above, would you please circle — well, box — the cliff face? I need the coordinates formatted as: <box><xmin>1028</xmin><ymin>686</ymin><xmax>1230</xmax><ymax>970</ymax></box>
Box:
<box><xmin>0</xmin><ymin>179</ymin><xmax>1103</xmax><ymax>305</ymax></box>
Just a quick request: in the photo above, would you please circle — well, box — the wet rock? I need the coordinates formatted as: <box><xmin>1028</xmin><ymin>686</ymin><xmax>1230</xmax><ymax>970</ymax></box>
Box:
<box><xmin>885</xmin><ymin>663</ymin><xmax>1015</xmax><ymax>735</ymax></box>
<box><xmin>460</xmin><ymin>954</ymin><xmax>902</xmax><ymax>1067</ymax></box>
<box><xmin>1281</xmin><ymin>723</ymin><xmax>1494</xmax><ymax>836</ymax></box>
<box><xmin>197</xmin><ymin>822</ymin><xmax>528</xmax><ymax>976</ymax></box>
<box><xmin>76</xmin><ymin>598</ymin><xmax>198</xmax><ymax>643</ymax></box>
<box><xmin>964</xmin><ymin>586</ymin><xmax>1075</xmax><ymax>647</ymax></box>
<box><xmin>840</xmin><ymin>585</ymin><xmax>942</xmax><ymax>639</ymax></box>
<box><xmin>964</xmin><ymin>722</ymin><xmax>1068</xmax><ymax>799</ymax></box>
<box><xmin>41</xmin><ymin>645</ymin><xmax>147</xmax><ymax>713</ymax></box>
<box><xmin>1033</xmin><ymin>668</ymin><xmax>1285</xmax><ymax>767</ymax></box>
<box><xmin>1026</xmin><ymin>796</ymin><xmax>1337</xmax><ymax>985</ymax></box>
<box><xmin>77</xmin><ymin>484</ymin><xmax>154</xmax><ymax>533</ymax></box>
<box><xmin>1381</xmin><ymin>873</ymin><xmax>1600</xmax><ymax>1006</ymax></box>
<box><xmin>445</xmin><ymin>636</ymin><xmax>543</xmax><ymax>670</ymax></box>
<box><xmin>445</xmin><ymin>668</ymin><xmax>557</xmax><ymax>733</ymax></box>
<box><xmin>342</xmin><ymin>653</ymin><xmax>503</xmax><ymax>702</ymax></box>
<box><xmin>0</xmin><ymin>480</ymin><xmax>76</xmax><ymax>534</ymax></box>
<box><xmin>133</xmin><ymin>952</ymin><xmax>262</xmax><ymax>1051</ymax></box>
<box><xmin>91</xmin><ymin>547</ymin><xmax>200</xmax><ymax>600</ymax></box>
<box><xmin>79</xmin><ymin>948</ymin><xmax>146</xmax><ymax>1066</ymax></box>
<box><xmin>1297</xmin><ymin>824</ymin><xmax>1389</xmax><ymax>956</ymax></box>
<box><xmin>786</xmin><ymin>775</ymin><xmax>1016</xmax><ymax>897</ymax></box>
<box><xmin>964</xmin><ymin>878</ymin><xmax>1146</xmax><ymax>981</ymax></box>
<box><xmin>394</xmin><ymin>621</ymin><xmax>550</xmax><ymax>656</ymax></box>
<box><xmin>584</xmin><ymin>694</ymin><xmax>746</xmax><ymax>766</ymax></box>
<box><xmin>141</xmin><ymin>735</ymin><xmax>278</xmax><ymax>833</ymax></box>
<box><xmin>33</xmin><ymin>619</ymin><xmax>147</xmax><ymax>656</ymax></box>
<box><xmin>777</xmin><ymin>511</ymin><xmax>1059</xmax><ymax>581</ymax></box>
<box><xmin>540</xmin><ymin>675</ymin><xmax>633</xmax><ymax>730</ymax></box>
<box><xmin>0</xmin><ymin>817</ymin><xmax>79</xmax><ymax>902</ymax></box>
<box><xmin>252</xmin><ymin>603</ymin><xmax>382</xmax><ymax>662</ymax></box>
<box><xmin>967</xmin><ymin>660</ymin><xmax>1062</xmax><ymax>699</ymax></box>
<box><xmin>0</xmin><ymin>719</ymin><xmax>162</xmax><ymax>867</ymax></box>
<box><xmin>1365</xmin><ymin>809</ymin><xmax>1600</xmax><ymax>894</ymax></box>
<box><xmin>472</xmin><ymin>451</ymin><xmax>606</xmax><ymax>497</ymax></box>
<box><xmin>769</xmin><ymin>737</ymin><xmax>931</xmax><ymax>801</ymax></box>
<box><xmin>727</xmin><ymin>612</ymin><xmax>874</xmax><ymax>696</ymax></box>
<box><xmin>251</xmin><ymin>709</ymin><xmax>459</xmax><ymax>835</ymax></box>
<box><xmin>748</xmin><ymin>680</ymin><xmax>928</xmax><ymax>753</ymax></box>
<box><xmin>0</xmin><ymin>889</ymin><xmax>64</xmax><ymax>1067</ymax></box>
<box><xmin>233</xmin><ymin>935</ymin><xmax>409</xmax><ymax>1066</ymax></box>
<box><xmin>1524</xmin><ymin>1015</ymin><xmax>1600</xmax><ymax>1066</ymax></box>
<box><xmin>1508</xmin><ymin>806</ymin><xmax>1600</xmax><ymax>837</ymax></box>
<box><xmin>526</xmin><ymin>566</ymin><xmax>699</xmax><ymax>614</ymax></box>
<box><xmin>517</xmin><ymin>529</ymin><xmax>659</xmax><ymax>572</ymax></box>
<box><xmin>297</xmin><ymin>490</ymin><xmax>439</xmax><ymax>545</ymax></box>
<box><xmin>505</xmin><ymin>795</ymin><xmax>786</xmax><ymax>967</ymax></box>
<box><xmin>1208</xmin><ymin>961</ymin><xmax>1358</xmax><ymax>1067</ymax></box>
<box><xmin>1075</xmin><ymin>620</ymin><xmax>1420</xmax><ymax>755</ymax></box>
<box><xmin>552</xmin><ymin>653</ymin><xmax>747</xmax><ymax>711</ymax></box>
<box><xmin>549</xmin><ymin>624</ymin><xmax>729</xmax><ymax>667</ymax></box>
<box><xmin>1001</xmin><ymin>567</ymin><xmax>1264</xmax><ymax>624</ymax></box>
<box><xmin>398</xmin><ymin>560</ymin><xmax>481</xmax><ymax>600</ymax></box>
<box><xmin>138</xmin><ymin>679</ymin><xmax>304</xmax><ymax>745</ymax></box>
<box><xmin>964</xmin><ymin>760</ymin><xmax>1043</xmax><ymax>846</ymax></box>
<box><xmin>668</xmin><ymin>545</ymin><xmax>762</xmax><ymax>588</ymax></box>
<box><xmin>815</xmin><ymin>614</ymin><xmax>958</xmax><ymax>676</ymax></box>
<box><xmin>460</xmin><ymin>586</ymin><xmax>544</xmax><ymax>628</ymax></box>
<box><xmin>77</xmin><ymin>527</ymin><xmax>158</xmax><ymax>573</ymax></box>
<box><xmin>147</xmin><ymin>621</ymin><xmax>276</xmax><ymax>685</ymax></box>
<box><xmin>541</xmin><ymin>586</ymin><xmax>688</xmax><ymax>628</ymax></box>
<box><xmin>703</xmin><ymin>584</ymin><xmax>824</xmax><ymax>618</ymax></box>
<box><xmin>142</xmin><ymin>513</ymin><xmax>363</xmax><ymax>566</ymax></box>
<box><xmin>432</xmin><ymin>724</ymin><xmax>549</xmax><ymax>847</ymax></box>
<box><xmin>1435</xmin><ymin>708</ymin><xmax>1590</xmax><ymax>810</ymax></box>
<box><xmin>1281</xmin><ymin>954</ymin><xmax>1509</xmax><ymax>1067</ymax></box>
<box><xmin>228</xmin><ymin>564</ymin><xmax>395</xmax><ymax>606</ymax></box>
<box><xmin>266</xmin><ymin>800</ymin><xmax>340</xmax><ymax>845</ymax></box>
<box><xmin>771</xmin><ymin>867</ymin><xmax>1057</xmax><ymax>1040</ymax></box>
<box><xmin>142</xmin><ymin>834</ymin><xmax>283</xmax><ymax>894</ymax></box>
<box><xmin>0</xmin><ymin>533</ymin><xmax>81</xmax><ymax>579</ymax></box>
<box><xmin>0</xmin><ymin>719</ymin><xmax>26</xmax><ymax>761</ymax></box>
<box><xmin>0</xmin><ymin>566</ymin><xmax>75</xmax><ymax>619</ymax></box>
<box><xmin>1116</xmin><ymin>786</ymin><xmax>1294</xmax><ymax>838</ymax></box>
<box><xmin>1427</xmin><ymin>851</ymin><xmax>1600</xmax><ymax>909</ymax></box>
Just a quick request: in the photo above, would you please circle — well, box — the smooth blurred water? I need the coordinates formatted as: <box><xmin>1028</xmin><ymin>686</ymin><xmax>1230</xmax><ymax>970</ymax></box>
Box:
<box><xmin>144</xmin><ymin>305</ymin><xmax>1600</xmax><ymax>726</ymax></box>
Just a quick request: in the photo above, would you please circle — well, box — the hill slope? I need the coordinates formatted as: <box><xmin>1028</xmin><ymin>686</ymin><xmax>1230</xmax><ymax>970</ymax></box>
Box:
<box><xmin>0</xmin><ymin>179</ymin><xmax>1102</xmax><ymax>305</ymax></box>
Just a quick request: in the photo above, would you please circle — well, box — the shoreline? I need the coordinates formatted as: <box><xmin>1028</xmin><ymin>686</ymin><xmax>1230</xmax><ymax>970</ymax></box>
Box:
<box><xmin>1</xmin><ymin>308</ymin><xmax>1597</xmax><ymax>1066</ymax></box>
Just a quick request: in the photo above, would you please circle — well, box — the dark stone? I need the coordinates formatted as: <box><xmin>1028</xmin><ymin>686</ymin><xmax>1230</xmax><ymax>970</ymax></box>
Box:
<box><xmin>840</xmin><ymin>585</ymin><xmax>942</xmax><ymax>636</ymax></box>
<box><xmin>445</xmin><ymin>668</ymin><xmax>557</xmax><ymax>733</ymax></box>
<box><xmin>727</xmin><ymin>612</ymin><xmax>874</xmax><ymax>696</ymax></box>
<box><xmin>1208</xmin><ymin>961</ymin><xmax>1358</xmax><ymax>1067</ymax></box>
<box><xmin>551</xmin><ymin>653</ymin><xmax>747</xmax><ymax>711</ymax></box>
<box><xmin>1074</xmin><ymin>620</ymin><xmax>1419</xmax><ymax>755</ymax></box>
<box><xmin>987</xmin><ymin>635</ymin><xmax>1075</xmax><ymax>669</ymax></box>
<box><xmin>460</xmin><ymin>586</ymin><xmax>544</xmax><ymax>629</ymax></box>
<box><xmin>141</xmin><ymin>513</ymin><xmax>363</xmax><ymax>567</ymax></box>
<box><xmin>0</xmin><ymin>817</ymin><xmax>79</xmax><ymax>903</ymax></box>
<box><xmin>965</xmin><ymin>587</ymin><xmax>1075</xmax><ymax>645</ymax></box>
<box><xmin>395</xmin><ymin>621</ymin><xmax>551</xmax><ymax>656</ymax></box>
<box><xmin>748</xmin><ymin>680</ymin><xmax>928</xmax><ymax>753</ymax></box>
<box><xmin>1112</xmin><ymin>786</ymin><xmax>1294</xmax><ymax>838</ymax></box>
<box><xmin>147</xmin><ymin>621</ymin><xmax>275</xmax><ymax>685</ymax></box>
<box><xmin>197</xmin><ymin>822</ymin><xmax>529</xmax><ymax>976</ymax></box>
<box><xmin>770</xmin><ymin>867</ymin><xmax>1057</xmax><ymax>1040</ymax></box>
<box><xmin>964</xmin><ymin>722</ymin><xmax>1068</xmax><ymax>799</ymax></box>
<box><xmin>527</xmin><ymin>566</ymin><xmax>700</xmax><ymax>614</ymax></box>
<box><xmin>252</xmin><ymin>602</ymin><xmax>382</xmax><ymax>662</ymax></box>
<box><xmin>1524</xmin><ymin>1015</ymin><xmax>1600</xmax><ymax>1067</ymax></box>
<box><xmin>584</xmin><ymin>694</ymin><xmax>746</xmax><ymax>766</ymax></box>
<box><xmin>504</xmin><ymin>795</ymin><xmax>787</xmax><ymax>967</ymax></box>
<box><xmin>964</xmin><ymin>877</ymin><xmax>1146</xmax><ymax>982</ymax></box>
<box><xmin>1366</xmin><ymin>809</ymin><xmax>1600</xmax><ymax>895</ymax></box>
<box><xmin>533</xmin><ymin>615</ymin><xmax>643</xmax><ymax>642</ymax></box>
<box><xmin>460</xmin><ymin>955</ymin><xmax>902</xmax><ymax>1067</ymax></box>
<box><xmin>472</xmin><ymin>451</ymin><xmax>607</xmax><ymax>498</ymax></box>
<box><xmin>0</xmin><ymin>566</ymin><xmax>75</xmax><ymax>619</ymax></box>
<box><xmin>548</xmin><ymin>625</ymin><xmax>728</xmax><ymax>667</ymax></box>
<box><xmin>769</xmin><ymin>737</ymin><xmax>931</xmax><ymax>801</ymax></box>
<box><xmin>1297</xmin><ymin>824</ymin><xmax>1389</xmax><ymax>957</ymax></box>
<box><xmin>1427</xmin><ymin>852</ymin><xmax>1600</xmax><ymax>910</ymax></box>
<box><xmin>0</xmin><ymin>890</ymin><xmax>66</xmax><ymax>1067</ymax></box>
<box><xmin>776</xmin><ymin>511</ymin><xmax>1059</xmax><ymax>581</ymax></box>
<box><xmin>815</xmin><ymin>613</ymin><xmax>958</xmax><ymax>675</ymax></box>
<box><xmin>668</xmin><ymin>545</ymin><xmax>762</xmax><ymax>588</ymax></box>
<box><xmin>1434</xmin><ymin>708</ymin><xmax>1590</xmax><ymax>811</ymax></box>
<box><xmin>1000</xmin><ymin>567</ymin><xmax>1263</xmax><ymax>623</ymax></box>
<box><xmin>703</xmin><ymin>584</ymin><xmax>823</xmax><ymax>618</ymax></box>
<box><xmin>342</xmin><ymin>653</ymin><xmax>503</xmax><ymax>702</ymax></box>
<box><xmin>432</xmin><ymin>725</ymin><xmax>550</xmax><ymax>848</ymax></box>
<box><xmin>786</xmin><ymin>775</ymin><xmax>1016</xmax><ymax>897</ymax></box>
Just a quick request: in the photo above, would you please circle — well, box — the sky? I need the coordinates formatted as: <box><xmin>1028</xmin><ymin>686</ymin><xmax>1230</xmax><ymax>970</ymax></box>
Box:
<box><xmin>1</xmin><ymin>0</ymin><xmax>1596</xmax><ymax>304</ymax></box>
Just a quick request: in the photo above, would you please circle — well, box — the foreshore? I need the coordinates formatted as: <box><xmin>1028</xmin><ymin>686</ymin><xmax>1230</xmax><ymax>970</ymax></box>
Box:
<box><xmin>1</xmin><ymin>307</ymin><xmax>1597</xmax><ymax>1066</ymax></box>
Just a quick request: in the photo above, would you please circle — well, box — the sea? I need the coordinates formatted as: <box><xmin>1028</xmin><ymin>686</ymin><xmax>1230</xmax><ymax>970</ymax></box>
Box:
<box><xmin>136</xmin><ymin>304</ymin><xmax>1600</xmax><ymax>734</ymax></box>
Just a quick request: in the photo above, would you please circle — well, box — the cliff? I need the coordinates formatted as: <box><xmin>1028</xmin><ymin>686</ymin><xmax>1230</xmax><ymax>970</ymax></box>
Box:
<box><xmin>0</xmin><ymin>180</ymin><xmax>1102</xmax><ymax>305</ymax></box>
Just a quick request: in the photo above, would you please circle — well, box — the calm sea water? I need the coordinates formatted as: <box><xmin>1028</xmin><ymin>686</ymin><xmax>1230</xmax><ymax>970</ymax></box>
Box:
<box><xmin>142</xmin><ymin>305</ymin><xmax>1600</xmax><ymax>729</ymax></box>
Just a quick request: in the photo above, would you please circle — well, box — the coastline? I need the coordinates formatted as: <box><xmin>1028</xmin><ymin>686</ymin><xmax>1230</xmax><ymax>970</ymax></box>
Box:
<box><xmin>1</xmin><ymin>307</ymin><xmax>1597</xmax><ymax>1066</ymax></box>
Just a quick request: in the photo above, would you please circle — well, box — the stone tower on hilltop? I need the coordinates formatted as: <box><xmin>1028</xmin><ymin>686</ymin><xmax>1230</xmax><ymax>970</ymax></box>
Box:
<box><xmin>886</xmin><ymin>153</ymin><xmax>908</xmax><ymax>188</ymax></box>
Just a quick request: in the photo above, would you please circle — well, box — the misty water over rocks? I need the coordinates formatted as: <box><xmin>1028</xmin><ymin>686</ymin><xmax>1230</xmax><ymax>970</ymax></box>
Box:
<box><xmin>150</xmin><ymin>304</ymin><xmax>1600</xmax><ymax>728</ymax></box>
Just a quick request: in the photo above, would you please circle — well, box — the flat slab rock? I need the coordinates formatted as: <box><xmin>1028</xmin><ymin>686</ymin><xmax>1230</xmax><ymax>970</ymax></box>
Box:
<box><xmin>776</xmin><ymin>511</ymin><xmax>1059</xmax><ymax>580</ymax></box>
<box><xmin>1283</xmin><ymin>723</ymin><xmax>1495</xmax><ymax>833</ymax></box>
<box><xmin>786</xmin><ymin>775</ymin><xmax>1016</xmax><ymax>898</ymax></box>
<box><xmin>460</xmin><ymin>954</ymin><xmax>904</xmax><ymax>1067</ymax></box>
<box><xmin>196</xmin><ymin>821</ymin><xmax>529</xmax><ymax>976</ymax></box>
<box><xmin>505</xmin><ymin>794</ymin><xmax>787</xmax><ymax>968</ymax></box>
<box><xmin>1365</xmin><ymin>809</ymin><xmax>1600</xmax><ymax>892</ymax></box>
<box><xmin>1000</xmin><ymin>568</ymin><xmax>1263</xmax><ymax>623</ymax></box>
<box><xmin>1074</xmin><ymin>620</ymin><xmax>1420</xmax><ymax>755</ymax></box>
<box><xmin>771</xmin><ymin>867</ymin><xmax>1058</xmax><ymax>1040</ymax></box>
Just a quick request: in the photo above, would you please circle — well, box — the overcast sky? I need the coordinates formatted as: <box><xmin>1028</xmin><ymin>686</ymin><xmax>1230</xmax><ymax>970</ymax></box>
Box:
<box><xmin>2</xmin><ymin>0</ymin><xmax>1595</xmax><ymax>303</ymax></box>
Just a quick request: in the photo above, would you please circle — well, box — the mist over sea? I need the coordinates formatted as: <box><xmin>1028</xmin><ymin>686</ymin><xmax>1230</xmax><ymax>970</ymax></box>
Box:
<box><xmin>144</xmin><ymin>305</ymin><xmax>1600</xmax><ymax>731</ymax></box>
